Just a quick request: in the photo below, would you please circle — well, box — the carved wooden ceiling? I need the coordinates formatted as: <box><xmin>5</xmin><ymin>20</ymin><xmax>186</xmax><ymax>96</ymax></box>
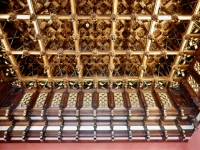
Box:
<box><xmin>0</xmin><ymin>0</ymin><xmax>200</xmax><ymax>143</ymax></box>
<box><xmin>0</xmin><ymin>0</ymin><xmax>199</xmax><ymax>90</ymax></box>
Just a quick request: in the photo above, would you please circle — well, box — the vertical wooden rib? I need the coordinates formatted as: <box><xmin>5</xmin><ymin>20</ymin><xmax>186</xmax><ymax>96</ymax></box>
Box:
<box><xmin>0</xmin><ymin>24</ymin><xmax>22</xmax><ymax>79</ymax></box>
<box><xmin>27</xmin><ymin>0</ymin><xmax>52</xmax><ymax>78</ymax></box>
<box><xmin>169</xmin><ymin>1</ymin><xmax>200</xmax><ymax>78</ymax></box>
<box><xmin>109</xmin><ymin>0</ymin><xmax>118</xmax><ymax>78</ymax></box>
<box><xmin>70</xmin><ymin>0</ymin><xmax>82</xmax><ymax>78</ymax></box>
<box><xmin>139</xmin><ymin>0</ymin><xmax>161</xmax><ymax>78</ymax></box>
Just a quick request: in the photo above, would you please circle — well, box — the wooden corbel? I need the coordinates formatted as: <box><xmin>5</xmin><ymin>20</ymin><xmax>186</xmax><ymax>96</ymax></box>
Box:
<box><xmin>40</xmin><ymin>104</ymin><xmax>47</xmax><ymax>120</ymax></box>
<box><xmin>127</xmin><ymin>120</ymin><xmax>132</xmax><ymax>141</ymax></box>
<box><xmin>58</xmin><ymin>118</ymin><xmax>64</xmax><ymax>141</ymax></box>
<box><xmin>40</xmin><ymin>120</ymin><xmax>48</xmax><ymax>142</ymax></box>
<box><xmin>76</xmin><ymin>118</ymin><xmax>80</xmax><ymax>141</ymax></box>
<box><xmin>144</xmin><ymin>104</ymin><xmax>149</xmax><ymax>119</ymax></box>
<box><xmin>175</xmin><ymin>119</ymin><xmax>186</xmax><ymax>141</ymax></box>
<box><xmin>159</xmin><ymin>119</ymin><xmax>168</xmax><ymax>141</ymax></box>
<box><xmin>189</xmin><ymin>115</ymin><xmax>199</xmax><ymax>130</ymax></box>
<box><xmin>22</xmin><ymin>119</ymin><xmax>31</xmax><ymax>142</ymax></box>
<box><xmin>93</xmin><ymin>119</ymin><xmax>97</xmax><ymax>141</ymax></box>
<box><xmin>4</xmin><ymin>119</ymin><xmax>15</xmax><ymax>142</ymax></box>
<box><xmin>144</xmin><ymin>121</ymin><xmax>150</xmax><ymax>142</ymax></box>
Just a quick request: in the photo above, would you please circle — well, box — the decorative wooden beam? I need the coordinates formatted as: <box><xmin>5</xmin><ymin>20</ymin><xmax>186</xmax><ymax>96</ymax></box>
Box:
<box><xmin>0</xmin><ymin>14</ymin><xmax>195</xmax><ymax>21</ymax></box>
<box><xmin>19</xmin><ymin>76</ymin><xmax>185</xmax><ymax>82</ymax></box>
<box><xmin>169</xmin><ymin>0</ymin><xmax>200</xmax><ymax>78</ymax></box>
<box><xmin>109</xmin><ymin>0</ymin><xmax>118</xmax><ymax>80</ymax></box>
<box><xmin>139</xmin><ymin>0</ymin><xmax>161</xmax><ymax>78</ymax></box>
<box><xmin>69</xmin><ymin>0</ymin><xmax>82</xmax><ymax>79</ymax></box>
<box><xmin>10</xmin><ymin>50</ymin><xmax>196</xmax><ymax>55</ymax></box>
<box><xmin>0</xmin><ymin>24</ymin><xmax>23</xmax><ymax>80</ymax></box>
<box><xmin>27</xmin><ymin>0</ymin><xmax>52</xmax><ymax>78</ymax></box>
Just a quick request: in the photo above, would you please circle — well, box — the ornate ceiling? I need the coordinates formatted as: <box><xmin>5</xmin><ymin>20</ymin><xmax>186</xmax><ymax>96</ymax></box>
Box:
<box><xmin>0</xmin><ymin>0</ymin><xmax>200</xmax><ymax>143</ymax></box>
<box><xmin>0</xmin><ymin>0</ymin><xmax>199</xmax><ymax>90</ymax></box>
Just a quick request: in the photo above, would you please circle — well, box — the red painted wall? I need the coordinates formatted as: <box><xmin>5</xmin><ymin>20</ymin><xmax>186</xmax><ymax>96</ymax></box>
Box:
<box><xmin>184</xmin><ymin>125</ymin><xmax>200</xmax><ymax>150</ymax></box>
<box><xmin>0</xmin><ymin>142</ymin><xmax>187</xmax><ymax>150</ymax></box>
<box><xmin>1</xmin><ymin>126</ymin><xmax>200</xmax><ymax>150</ymax></box>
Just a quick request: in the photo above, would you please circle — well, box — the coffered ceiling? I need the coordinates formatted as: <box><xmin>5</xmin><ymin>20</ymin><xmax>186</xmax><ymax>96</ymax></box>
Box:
<box><xmin>0</xmin><ymin>0</ymin><xmax>199</xmax><ymax>90</ymax></box>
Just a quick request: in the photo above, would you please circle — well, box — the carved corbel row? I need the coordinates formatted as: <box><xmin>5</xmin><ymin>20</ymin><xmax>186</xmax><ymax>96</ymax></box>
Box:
<box><xmin>58</xmin><ymin>118</ymin><xmax>64</xmax><ymax>141</ymax></box>
<box><xmin>143</xmin><ymin>120</ymin><xmax>150</xmax><ymax>142</ymax></box>
<box><xmin>4</xmin><ymin>119</ymin><xmax>15</xmax><ymax>142</ymax></box>
<box><xmin>22</xmin><ymin>120</ymin><xmax>31</xmax><ymax>141</ymax></box>
<box><xmin>40</xmin><ymin>120</ymin><xmax>48</xmax><ymax>142</ymax></box>
<box><xmin>175</xmin><ymin>119</ymin><xmax>186</xmax><ymax>141</ymax></box>
<box><xmin>159</xmin><ymin>119</ymin><xmax>168</xmax><ymax>141</ymax></box>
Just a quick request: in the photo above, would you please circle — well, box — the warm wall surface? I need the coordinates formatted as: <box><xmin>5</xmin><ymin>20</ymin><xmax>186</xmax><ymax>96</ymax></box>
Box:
<box><xmin>0</xmin><ymin>142</ymin><xmax>187</xmax><ymax>150</ymax></box>
<box><xmin>184</xmin><ymin>125</ymin><xmax>200</xmax><ymax>150</ymax></box>
<box><xmin>1</xmin><ymin>126</ymin><xmax>200</xmax><ymax>150</ymax></box>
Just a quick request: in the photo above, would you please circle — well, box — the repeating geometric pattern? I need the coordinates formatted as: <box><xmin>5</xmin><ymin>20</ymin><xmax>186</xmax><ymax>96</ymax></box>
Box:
<box><xmin>114</xmin><ymin>93</ymin><xmax>124</xmax><ymax>107</ymax></box>
<box><xmin>129</xmin><ymin>93</ymin><xmax>140</xmax><ymax>107</ymax></box>
<box><xmin>67</xmin><ymin>93</ymin><xmax>77</xmax><ymax>107</ymax></box>
<box><xmin>187</xmin><ymin>75</ymin><xmax>200</xmax><ymax>94</ymax></box>
<box><xmin>34</xmin><ymin>93</ymin><xmax>48</xmax><ymax>107</ymax></box>
<box><xmin>19</xmin><ymin>93</ymin><xmax>33</xmax><ymax>107</ymax></box>
<box><xmin>143</xmin><ymin>93</ymin><xmax>156</xmax><ymax>107</ymax></box>
<box><xmin>51</xmin><ymin>93</ymin><xmax>63</xmax><ymax>107</ymax></box>
<box><xmin>158</xmin><ymin>93</ymin><xmax>172</xmax><ymax>107</ymax></box>
<box><xmin>83</xmin><ymin>93</ymin><xmax>92</xmax><ymax>107</ymax></box>
<box><xmin>99</xmin><ymin>93</ymin><xmax>108</xmax><ymax>107</ymax></box>
<box><xmin>194</xmin><ymin>61</ymin><xmax>200</xmax><ymax>75</ymax></box>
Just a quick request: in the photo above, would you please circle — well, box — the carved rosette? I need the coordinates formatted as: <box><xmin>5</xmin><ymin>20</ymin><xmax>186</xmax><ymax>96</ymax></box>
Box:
<box><xmin>8</xmin><ymin>13</ymin><xmax>17</xmax><ymax>22</ymax></box>
<box><xmin>78</xmin><ymin>78</ymin><xmax>83</xmax><ymax>88</ymax></box>
<box><xmin>126</xmin><ymin>50</ymin><xmax>132</xmax><ymax>58</ymax></box>
<box><xmin>138</xmin><ymin>77</ymin><xmax>143</xmax><ymax>83</ymax></box>
<box><xmin>192</xmin><ymin>14</ymin><xmax>200</xmax><ymax>22</ymax></box>
<box><xmin>178</xmin><ymin>51</ymin><xmax>184</xmax><ymax>56</ymax></box>
<box><xmin>33</xmin><ymin>75</ymin><xmax>38</xmax><ymax>82</ymax></box>
<box><xmin>35</xmin><ymin>34</ymin><xmax>42</xmax><ymax>41</ymax></box>
<box><xmin>23</xmin><ymin>50</ymin><xmax>29</xmax><ymax>57</ymax></box>
<box><xmin>151</xmin><ymin>14</ymin><xmax>158</xmax><ymax>22</ymax></box>
<box><xmin>5</xmin><ymin>51</ymin><xmax>11</xmax><ymax>56</ymax></box>
<box><xmin>91</xmin><ymin>13</ymin><xmax>98</xmax><ymax>22</ymax></box>
<box><xmin>109</xmin><ymin>77</ymin><xmax>113</xmax><ymax>88</ymax></box>
<box><xmin>76</xmin><ymin>65</ymin><xmax>82</xmax><ymax>73</ymax></box>
<box><xmin>75</xmin><ymin>50</ymin><xmax>80</xmax><ymax>59</ymax></box>
<box><xmin>93</xmin><ymin>76</ymin><xmax>98</xmax><ymax>89</ymax></box>
<box><xmin>110</xmin><ymin>34</ymin><xmax>117</xmax><ymax>41</ymax></box>
<box><xmin>44</xmin><ymin>65</ymin><xmax>50</xmax><ymax>70</ymax></box>
<box><xmin>153</xmin><ymin>75</ymin><xmax>158</xmax><ymax>84</ymax></box>
<box><xmin>144</xmin><ymin>51</ymin><xmax>149</xmax><ymax>57</ymax></box>
<box><xmin>110</xmin><ymin>14</ymin><xmax>118</xmax><ymax>22</ymax></box>
<box><xmin>48</xmin><ymin>78</ymin><xmax>53</xmax><ymax>83</ymax></box>
<box><xmin>58</xmin><ymin>48</ymin><xmax>64</xmax><ymax>57</ymax></box>
<box><xmin>92</xmin><ymin>49</ymin><xmax>98</xmax><ymax>59</ymax></box>
<box><xmin>63</xmin><ymin>76</ymin><xmax>69</xmax><ymax>82</ymax></box>
<box><xmin>72</xmin><ymin>34</ymin><xmax>80</xmax><ymax>41</ymax></box>
<box><xmin>70</xmin><ymin>14</ymin><xmax>77</xmax><ymax>22</ymax></box>
<box><xmin>140</xmin><ymin>65</ymin><xmax>147</xmax><ymax>71</ymax></box>
<box><xmin>110</xmin><ymin>50</ymin><xmax>115</xmax><ymax>58</ymax></box>
<box><xmin>131</xmin><ymin>13</ymin><xmax>138</xmax><ymax>21</ymax></box>
<box><xmin>30</xmin><ymin>13</ymin><xmax>37</xmax><ymax>22</ymax></box>
<box><xmin>51</xmin><ymin>13</ymin><xmax>58</xmax><ymax>22</ymax></box>
<box><xmin>171</xmin><ymin>13</ymin><xmax>179</xmax><ymax>22</ymax></box>
<box><xmin>123</xmin><ymin>76</ymin><xmax>128</xmax><ymax>88</ymax></box>
<box><xmin>147</xmin><ymin>34</ymin><xmax>154</xmax><ymax>42</ymax></box>
<box><xmin>108</xmin><ymin>65</ymin><xmax>115</xmax><ymax>73</ymax></box>
<box><xmin>40</xmin><ymin>51</ymin><xmax>46</xmax><ymax>56</ymax></box>
<box><xmin>161</xmin><ymin>49</ymin><xmax>167</xmax><ymax>58</ymax></box>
